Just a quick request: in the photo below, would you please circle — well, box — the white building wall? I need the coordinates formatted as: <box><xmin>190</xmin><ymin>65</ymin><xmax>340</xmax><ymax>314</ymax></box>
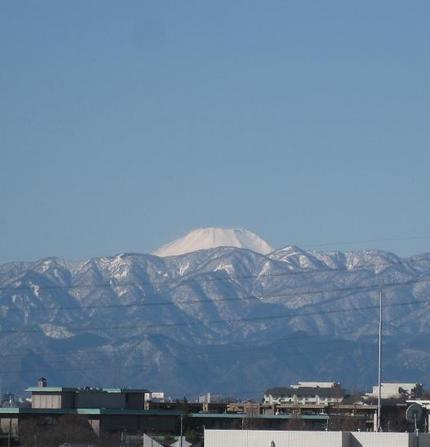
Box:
<box><xmin>292</xmin><ymin>382</ymin><xmax>337</xmax><ymax>389</ymax></box>
<box><xmin>417</xmin><ymin>434</ymin><xmax>430</xmax><ymax>447</ymax></box>
<box><xmin>204</xmin><ymin>430</ymin><xmax>347</xmax><ymax>447</ymax></box>
<box><xmin>350</xmin><ymin>432</ymin><xmax>412</xmax><ymax>447</ymax></box>
<box><xmin>205</xmin><ymin>430</ymin><xmax>428</xmax><ymax>447</ymax></box>
<box><xmin>31</xmin><ymin>393</ymin><xmax>62</xmax><ymax>409</ymax></box>
<box><xmin>368</xmin><ymin>383</ymin><xmax>420</xmax><ymax>399</ymax></box>
<box><xmin>170</xmin><ymin>437</ymin><xmax>192</xmax><ymax>447</ymax></box>
<box><xmin>142</xmin><ymin>434</ymin><xmax>164</xmax><ymax>447</ymax></box>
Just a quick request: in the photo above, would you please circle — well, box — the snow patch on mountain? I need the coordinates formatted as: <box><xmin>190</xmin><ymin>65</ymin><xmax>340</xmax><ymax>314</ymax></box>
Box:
<box><xmin>153</xmin><ymin>227</ymin><xmax>273</xmax><ymax>257</ymax></box>
<box><xmin>214</xmin><ymin>263</ymin><xmax>234</xmax><ymax>274</ymax></box>
<box><xmin>40</xmin><ymin>324</ymin><xmax>73</xmax><ymax>339</ymax></box>
<box><xmin>29</xmin><ymin>283</ymin><xmax>40</xmax><ymax>297</ymax></box>
<box><xmin>270</xmin><ymin>245</ymin><xmax>328</xmax><ymax>270</ymax></box>
<box><xmin>179</xmin><ymin>262</ymin><xmax>190</xmax><ymax>276</ymax></box>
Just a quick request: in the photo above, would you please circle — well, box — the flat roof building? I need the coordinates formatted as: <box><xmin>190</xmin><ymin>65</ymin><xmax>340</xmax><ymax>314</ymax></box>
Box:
<box><xmin>264</xmin><ymin>382</ymin><xmax>343</xmax><ymax>406</ymax></box>
<box><xmin>365</xmin><ymin>383</ymin><xmax>423</xmax><ymax>400</ymax></box>
<box><xmin>28</xmin><ymin>385</ymin><xmax>149</xmax><ymax>410</ymax></box>
<box><xmin>205</xmin><ymin>429</ymin><xmax>430</xmax><ymax>447</ymax></box>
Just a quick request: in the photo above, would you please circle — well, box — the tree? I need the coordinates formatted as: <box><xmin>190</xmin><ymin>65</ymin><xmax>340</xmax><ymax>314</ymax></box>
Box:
<box><xmin>19</xmin><ymin>415</ymin><xmax>98</xmax><ymax>447</ymax></box>
<box><xmin>329</xmin><ymin>415</ymin><xmax>366</xmax><ymax>431</ymax></box>
<box><xmin>185</xmin><ymin>429</ymin><xmax>200</xmax><ymax>444</ymax></box>
<box><xmin>162</xmin><ymin>434</ymin><xmax>176</xmax><ymax>445</ymax></box>
<box><xmin>286</xmin><ymin>414</ymin><xmax>306</xmax><ymax>431</ymax></box>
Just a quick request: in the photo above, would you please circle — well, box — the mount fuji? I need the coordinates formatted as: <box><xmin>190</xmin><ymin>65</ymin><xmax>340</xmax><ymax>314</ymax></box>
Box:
<box><xmin>153</xmin><ymin>227</ymin><xmax>273</xmax><ymax>257</ymax></box>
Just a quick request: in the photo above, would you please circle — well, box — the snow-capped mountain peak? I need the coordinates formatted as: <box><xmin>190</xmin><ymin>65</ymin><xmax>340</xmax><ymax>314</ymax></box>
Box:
<box><xmin>153</xmin><ymin>227</ymin><xmax>274</xmax><ymax>257</ymax></box>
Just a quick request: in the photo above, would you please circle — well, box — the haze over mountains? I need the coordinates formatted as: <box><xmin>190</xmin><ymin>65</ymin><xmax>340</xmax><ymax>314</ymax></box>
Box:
<box><xmin>1</xmin><ymin>228</ymin><xmax>430</xmax><ymax>397</ymax></box>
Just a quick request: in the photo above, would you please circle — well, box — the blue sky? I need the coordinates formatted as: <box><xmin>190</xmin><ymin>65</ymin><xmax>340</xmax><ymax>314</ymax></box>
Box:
<box><xmin>1</xmin><ymin>0</ymin><xmax>430</xmax><ymax>261</ymax></box>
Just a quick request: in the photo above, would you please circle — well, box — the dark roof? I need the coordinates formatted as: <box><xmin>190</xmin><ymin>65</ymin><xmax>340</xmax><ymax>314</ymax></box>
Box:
<box><xmin>265</xmin><ymin>387</ymin><xmax>342</xmax><ymax>398</ymax></box>
<box><xmin>26</xmin><ymin>387</ymin><xmax>149</xmax><ymax>394</ymax></box>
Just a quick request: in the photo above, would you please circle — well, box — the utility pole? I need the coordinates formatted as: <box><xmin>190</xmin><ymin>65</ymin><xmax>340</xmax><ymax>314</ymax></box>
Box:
<box><xmin>377</xmin><ymin>288</ymin><xmax>383</xmax><ymax>432</ymax></box>
<box><xmin>180</xmin><ymin>414</ymin><xmax>183</xmax><ymax>447</ymax></box>
<box><xmin>7</xmin><ymin>418</ymin><xmax>10</xmax><ymax>447</ymax></box>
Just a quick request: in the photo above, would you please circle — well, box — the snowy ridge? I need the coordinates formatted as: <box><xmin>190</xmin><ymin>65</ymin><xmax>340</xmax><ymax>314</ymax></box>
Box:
<box><xmin>2</xmin><ymin>243</ymin><xmax>430</xmax><ymax>394</ymax></box>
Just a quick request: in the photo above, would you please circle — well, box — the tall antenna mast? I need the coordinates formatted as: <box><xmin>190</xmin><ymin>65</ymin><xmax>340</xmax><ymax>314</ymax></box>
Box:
<box><xmin>377</xmin><ymin>287</ymin><xmax>383</xmax><ymax>432</ymax></box>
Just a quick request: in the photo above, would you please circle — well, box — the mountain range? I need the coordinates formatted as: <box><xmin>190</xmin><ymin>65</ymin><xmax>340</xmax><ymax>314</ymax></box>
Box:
<box><xmin>1</xmin><ymin>228</ymin><xmax>430</xmax><ymax>398</ymax></box>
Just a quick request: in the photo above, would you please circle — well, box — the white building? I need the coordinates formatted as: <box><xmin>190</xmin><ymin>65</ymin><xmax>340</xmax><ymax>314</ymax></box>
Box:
<box><xmin>144</xmin><ymin>391</ymin><xmax>165</xmax><ymax>402</ymax></box>
<box><xmin>291</xmin><ymin>382</ymin><xmax>338</xmax><ymax>389</ymax></box>
<box><xmin>205</xmin><ymin>429</ymin><xmax>430</xmax><ymax>447</ymax></box>
<box><xmin>366</xmin><ymin>383</ymin><xmax>423</xmax><ymax>400</ymax></box>
<box><xmin>142</xmin><ymin>434</ymin><xmax>164</xmax><ymax>447</ymax></box>
<box><xmin>264</xmin><ymin>382</ymin><xmax>343</xmax><ymax>405</ymax></box>
<box><xmin>170</xmin><ymin>436</ymin><xmax>192</xmax><ymax>447</ymax></box>
<box><xmin>198</xmin><ymin>392</ymin><xmax>211</xmax><ymax>404</ymax></box>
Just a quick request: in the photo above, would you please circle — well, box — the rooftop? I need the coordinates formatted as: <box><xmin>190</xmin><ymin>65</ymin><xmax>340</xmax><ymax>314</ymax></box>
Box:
<box><xmin>266</xmin><ymin>387</ymin><xmax>343</xmax><ymax>398</ymax></box>
<box><xmin>26</xmin><ymin>387</ymin><xmax>149</xmax><ymax>394</ymax></box>
<box><xmin>0</xmin><ymin>407</ymin><xmax>329</xmax><ymax>420</ymax></box>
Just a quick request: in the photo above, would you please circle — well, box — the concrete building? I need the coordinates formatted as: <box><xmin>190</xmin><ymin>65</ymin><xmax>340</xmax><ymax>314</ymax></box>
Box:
<box><xmin>144</xmin><ymin>391</ymin><xmax>165</xmax><ymax>402</ymax></box>
<box><xmin>28</xmin><ymin>379</ymin><xmax>149</xmax><ymax>410</ymax></box>
<box><xmin>170</xmin><ymin>436</ymin><xmax>192</xmax><ymax>447</ymax></box>
<box><xmin>0</xmin><ymin>380</ymin><xmax>331</xmax><ymax>443</ymax></box>
<box><xmin>227</xmin><ymin>401</ymin><xmax>261</xmax><ymax>415</ymax></box>
<box><xmin>205</xmin><ymin>429</ymin><xmax>430</xmax><ymax>447</ymax></box>
<box><xmin>264</xmin><ymin>382</ymin><xmax>343</xmax><ymax>405</ymax></box>
<box><xmin>291</xmin><ymin>382</ymin><xmax>339</xmax><ymax>389</ymax></box>
<box><xmin>366</xmin><ymin>383</ymin><xmax>423</xmax><ymax>400</ymax></box>
<box><xmin>142</xmin><ymin>433</ymin><xmax>164</xmax><ymax>447</ymax></box>
<box><xmin>198</xmin><ymin>392</ymin><xmax>212</xmax><ymax>404</ymax></box>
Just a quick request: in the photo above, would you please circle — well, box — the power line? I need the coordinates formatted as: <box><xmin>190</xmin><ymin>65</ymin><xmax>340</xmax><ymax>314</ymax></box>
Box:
<box><xmin>0</xmin><ymin>274</ymin><xmax>428</xmax><ymax>314</ymax></box>
<box><xmin>5</xmin><ymin>312</ymin><xmax>410</xmax><ymax>363</ymax></box>
<box><xmin>0</xmin><ymin>289</ymin><xmax>429</xmax><ymax>336</ymax></box>
<box><xmin>0</xmin><ymin>334</ymin><xmax>378</xmax><ymax>377</ymax></box>
<box><xmin>0</xmin><ymin>330</ymin><xmax>357</xmax><ymax>361</ymax></box>
<box><xmin>0</xmin><ymin>254</ymin><xmax>427</xmax><ymax>296</ymax></box>
<box><xmin>300</xmin><ymin>234</ymin><xmax>430</xmax><ymax>249</ymax></box>
<box><xmin>0</xmin><ymin>313</ymin><xmax>400</xmax><ymax>364</ymax></box>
